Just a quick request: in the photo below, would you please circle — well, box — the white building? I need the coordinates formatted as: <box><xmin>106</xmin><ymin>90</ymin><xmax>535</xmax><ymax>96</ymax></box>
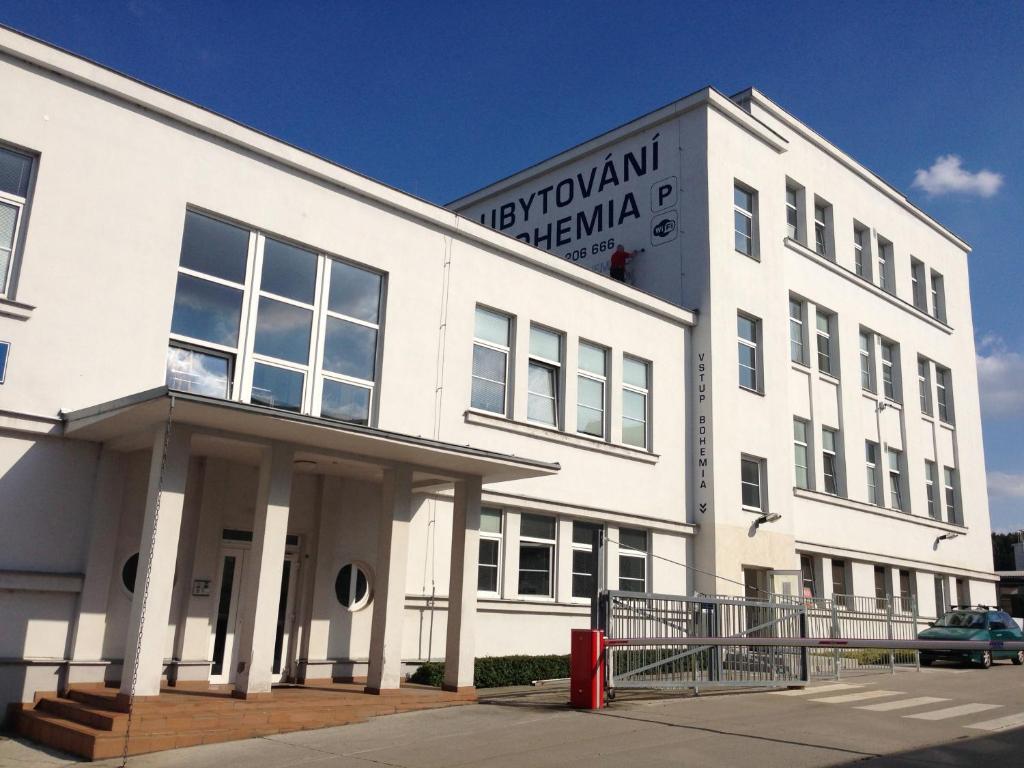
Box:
<box><xmin>0</xmin><ymin>27</ymin><xmax>997</xmax><ymax>719</ymax></box>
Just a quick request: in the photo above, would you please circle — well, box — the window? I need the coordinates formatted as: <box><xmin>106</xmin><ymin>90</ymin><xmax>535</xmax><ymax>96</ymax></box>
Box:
<box><xmin>918</xmin><ymin>358</ymin><xmax>933</xmax><ymax>415</ymax></box>
<box><xmin>518</xmin><ymin>514</ymin><xmax>555</xmax><ymax>597</ymax></box>
<box><xmin>930</xmin><ymin>270</ymin><xmax>946</xmax><ymax>323</ymax></box>
<box><xmin>472</xmin><ymin>307</ymin><xmax>512</xmax><ymax>415</ymax></box>
<box><xmin>166</xmin><ymin>345</ymin><xmax>232</xmax><ymax>398</ymax></box>
<box><xmin>335</xmin><ymin>563</ymin><xmax>371</xmax><ymax>610</ymax></box>
<box><xmin>816</xmin><ymin>309</ymin><xmax>836</xmax><ymax>376</ymax></box>
<box><xmin>865</xmin><ymin>441</ymin><xmax>882</xmax><ymax>505</ymax></box>
<box><xmin>785</xmin><ymin>186</ymin><xmax>799</xmax><ymax>240</ymax></box>
<box><xmin>898</xmin><ymin>569</ymin><xmax>914</xmax><ymax>611</ymax></box>
<box><xmin>853</xmin><ymin>225</ymin><xmax>870</xmax><ymax>280</ymax></box>
<box><xmin>934</xmin><ymin>575</ymin><xmax>949</xmax><ymax>617</ymax></box>
<box><xmin>622</xmin><ymin>356</ymin><xmax>650</xmax><ymax>449</ymax></box>
<box><xmin>478</xmin><ymin>508</ymin><xmax>503</xmax><ymax>594</ymax></box>
<box><xmin>789</xmin><ymin>298</ymin><xmax>807</xmax><ymax>365</ymax></box>
<box><xmin>733</xmin><ymin>184</ymin><xmax>755</xmax><ymax>257</ymax></box>
<box><xmin>741</xmin><ymin>456</ymin><xmax>765</xmax><ymax>511</ymax></box>
<box><xmin>0</xmin><ymin>145</ymin><xmax>34</xmax><ymax>298</ymax></box>
<box><xmin>813</xmin><ymin>201</ymin><xmax>831</xmax><ymax>259</ymax></box>
<box><xmin>822</xmin><ymin>427</ymin><xmax>839</xmax><ymax>495</ymax></box>
<box><xmin>888</xmin><ymin>448</ymin><xmax>905</xmax><ymax>511</ymax></box>
<box><xmin>935</xmin><ymin>366</ymin><xmax>953</xmax><ymax>424</ymax></box>
<box><xmin>874</xmin><ymin>566</ymin><xmax>888</xmax><ymax>609</ymax></box>
<box><xmin>122</xmin><ymin>553</ymin><xmax>140</xmax><ymax>595</ymax></box>
<box><xmin>876</xmin><ymin>237</ymin><xmax>893</xmax><ymax>293</ymax></box>
<box><xmin>859</xmin><ymin>330</ymin><xmax>875</xmax><ymax>392</ymax></box>
<box><xmin>925</xmin><ymin>460</ymin><xmax>939</xmax><ymax>519</ymax></box>
<box><xmin>737</xmin><ymin>313</ymin><xmax>761</xmax><ymax>392</ymax></box>
<box><xmin>618</xmin><ymin>528</ymin><xmax>648</xmax><ymax>593</ymax></box>
<box><xmin>800</xmin><ymin>554</ymin><xmax>817</xmax><ymax>598</ymax></box>
<box><xmin>528</xmin><ymin>326</ymin><xmax>562</xmax><ymax>427</ymax></box>
<box><xmin>880</xmin><ymin>339</ymin><xmax>900</xmax><ymax>401</ymax></box>
<box><xmin>577</xmin><ymin>342</ymin><xmax>607</xmax><ymax>438</ymax></box>
<box><xmin>572</xmin><ymin>521</ymin><xmax>601</xmax><ymax>599</ymax></box>
<box><xmin>832</xmin><ymin>560</ymin><xmax>849</xmax><ymax>605</ymax></box>
<box><xmin>943</xmin><ymin>467</ymin><xmax>959</xmax><ymax>525</ymax></box>
<box><xmin>955</xmin><ymin>577</ymin><xmax>969</xmax><ymax>607</ymax></box>
<box><xmin>911</xmin><ymin>258</ymin><xmax>928</xmax><ymax>311</ymax></box>
<box><xmin>793</xmin><ymin>418</ymin><xmax>810</xmax><ymax>489</ymax></box>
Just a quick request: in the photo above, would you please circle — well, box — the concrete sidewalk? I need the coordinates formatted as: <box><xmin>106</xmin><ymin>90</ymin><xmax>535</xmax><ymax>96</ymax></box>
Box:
<box><xmin>3</xmin><ymin>667</ymin><xmax>1024</xmax><ymax>767</ymax></box>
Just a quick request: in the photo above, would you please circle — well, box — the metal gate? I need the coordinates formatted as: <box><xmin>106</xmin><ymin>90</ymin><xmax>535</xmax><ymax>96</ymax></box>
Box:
<box><xmin>600</xmin><ymin>590</ymin><xmax>808</xmax><ymax>692</ymax></box>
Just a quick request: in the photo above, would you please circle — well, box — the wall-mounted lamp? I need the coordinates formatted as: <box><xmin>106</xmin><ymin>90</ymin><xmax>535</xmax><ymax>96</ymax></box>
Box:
<box><xmin>754</xmin><ymin>512</ymin><xmax>782</xmax><ymax>529</ymax></box>
<box><xmin>937</xmin><ymin>531</ymin><xmax>961</xmax><ymax>542</ymax></box>
<box><xmin>876</xmin><ymin>400</ymin><xmax>895</xmax><ymax>414</ymax></box>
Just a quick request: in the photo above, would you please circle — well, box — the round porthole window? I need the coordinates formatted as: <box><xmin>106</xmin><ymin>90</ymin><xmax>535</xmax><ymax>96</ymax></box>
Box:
<box><xmin>335</xmin><ymin>563</ymin><xmax>371</xmax><ymax>611</ymax></box>
<box><xmin>122</xmin><ymin>553</ymin><xmax>140</xmax><ymax>594</ymax></box>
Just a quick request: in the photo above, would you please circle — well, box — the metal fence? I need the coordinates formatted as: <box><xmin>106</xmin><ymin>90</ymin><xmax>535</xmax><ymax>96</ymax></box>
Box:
<box><xmin>803</xmin><ymin>593</ymin><xmax>919</xmax><ymax>679</ymax></box>
<box><xmin>601</xmin><ymin>591</ymin><xmax>808</xmax><ymax>692</ymax></box>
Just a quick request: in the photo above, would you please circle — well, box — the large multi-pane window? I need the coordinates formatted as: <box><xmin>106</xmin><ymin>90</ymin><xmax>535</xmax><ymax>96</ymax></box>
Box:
<box><xmin>577</xmin><ymin>342</ymin><xmax>607</xmax><ymax>438</ymax></box>
<box><xmin>943</xmin><ymin>467</ymin><xmax>960</xmax><ymax>525</ymax></box>
<box><xmin>911</xmin><ymin>258</ymin><xmax>928</xmax><ymax>311</ymax></box>
<box><xmin>618</xmin><ymin>528</ymin><xmax>648</xmax><ymax>593</ymax></box>
<box><xmin>816</xmin><ymin>309</ymin><xmax>836</xmax><ymax>376</ymax></box>
<box><xmin>622</xmin><ymin>356</ymin><xmax>650</xmax><ymax>449</ymax></box>
<box><xmin>167</xmin><ymin>211</ymin><xmax>385</xmax><ymax>423</ymax></box>
<box><xmin>518</xmin><ymin>514</ymin><xmax>555</xmax><ymax>597</ymax></box>
<box><xmin>571</xmin><ymin>521</ymin><xmax>601</xmax><ymax>599</ymax></box>
<box><xmin>0</xmin><ymin>145</ymin><xmax>34</xmax><ymax>298</ymax></box>
<box><xmin>930</xmin><ymin>270</ymin><xmax>947</xmax><ymax>323</ymax></box>
<box><xmin>785</xmin><ymin>186</ymin><xmax>799</xmax><ymax>240</ymax></box>
<box><xmin>853</xmin><ymin>225</ymin><xmax>870</xmax><ymax>280</ymax></box>
<box><xmin>822</xmin><ymin>427</ymin><xmax>839</xmax><ymax>495</ymax></box>
<box><xmin>733</xmin><ymin>184</ymin><xmax>755</xmax><ymax>257</ymax></box>
<box><xmin>918</xmin><ymin>357</ymin><xmax>933</xmax><ymax>415</ymax></box>
<box><xmin>737</xmin><ymin>313</ymin><xmax>761</xmax><ymax>392</ymax></box>
<box><xmin>936</xmin><ymin>366</ymin><xmax>954</xmax><ymax>424</ymax></box>
<box><xmin>888</xmin><ymin>448</ymin><xmax>905</xmax><ymax>512</ymax></box>
<box><xmin>925</xmin><ymin>460</ymin><xmax>939</xmax><ymax>520</ymax></box>
<box><xmin>865</xmin><ymin>441</ymin><xmax>882</xmax><ymax>505</ymax></box>
<box><xmin>477</xmin><ymin>508</ymin><xmax>503</xmax><ymax>595</ymax></box>
<box><xmin>789</xmin><ymin>298</ymin><xmax>807</xmax><ymax>365</ymax></box>
<box><xmin>793</xmin><ymin>418</ymin><xmax>810</xmax><ymax>489</ymax></box>
<box><xmin>877</xmin><ymin>237</ymin><xmax>893</xmax><ymax>293</ymax></box>
<box><xmin>859</xmin><ymin>330</ymin><xmax>875</xmax><ymax>391</ymax></box>
<box><xmin>741</xmin><ymin>455</ymin><xmax>765</xmax><ymax>511</ymax></box>
<box><xmin>880</xmin><ymin>339</ymin><xmax>900</xmax><ymax>401</ymax></box>
<box><xmin>471</xmin><ymin>307</ymin><xmax>512</xmax><ymax>415</ymax></box>
<box><xmin>527</xmin><ymin>326</ymin><xmax>562</xmax><ymax>427</ymax></box>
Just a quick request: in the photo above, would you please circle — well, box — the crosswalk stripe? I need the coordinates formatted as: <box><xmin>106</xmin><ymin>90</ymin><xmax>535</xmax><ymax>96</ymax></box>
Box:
<box><xmin>811</xmin><ymin>690</ymin><xmax>901</xmax><ymax>704</ymax></box>
<box><xmin>770</xmin><ymin>684</ymin><xmax>862</xmax><ymax>697</ymax></box>
<box><xmin>904</xmin><ymin>703</ymin><xmax>1002</xmax><ymax>721</ymax></box>
<box><xmin>965</xmin><ymin>712</ymin><xmax>1024</xmax><ymax>732</ymax></box>
<box><xmin>856</xmin><ymin>696</ymin><xmax>949</xmax><ymax>712</ymax></box>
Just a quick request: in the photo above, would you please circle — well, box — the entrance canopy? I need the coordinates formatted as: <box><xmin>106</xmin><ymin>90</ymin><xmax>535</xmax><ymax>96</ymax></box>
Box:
<box><xmin>62</xmin><ymin>387</ymin><xmax>559</xmax><ymax>485</ymax></box>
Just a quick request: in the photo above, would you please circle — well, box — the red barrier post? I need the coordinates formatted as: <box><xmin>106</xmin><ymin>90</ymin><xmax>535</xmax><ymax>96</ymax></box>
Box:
<box><xmin>570</xmin><ymin>628</ymin><xmax>604</xmax><ymax>709</ymax></box>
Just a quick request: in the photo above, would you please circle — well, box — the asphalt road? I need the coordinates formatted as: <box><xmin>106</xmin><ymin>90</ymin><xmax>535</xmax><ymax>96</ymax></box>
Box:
<box><xmin>3</xmin><ymin>663</ymin><xmax>1023</xmax><ymax>767</ymax></box>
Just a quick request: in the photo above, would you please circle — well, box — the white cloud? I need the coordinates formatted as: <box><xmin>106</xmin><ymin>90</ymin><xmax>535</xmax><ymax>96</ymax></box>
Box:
<box><xmin>988</xmin><ymin>471</ymin><xmax>1024</xmax><ymax>500</ymax></box>
<box><xmin>912</xmin><ymin>155</ymin><xmax>1003</xmax><ymax>198</ymax></box>
<box><xmin>976</xmin><ymin>334</ymin><xmax>1024</xmax><ymax>419</ymax></box>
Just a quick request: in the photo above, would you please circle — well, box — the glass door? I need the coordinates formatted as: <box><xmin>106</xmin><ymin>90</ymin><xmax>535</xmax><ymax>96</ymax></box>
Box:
<box><xmin>209</xmin><ymin>545</ymin><xmax>246</xmax><ymax>684</ymax></box>
<box><xmin>270</xmin><ymin>553</ymin><xmax>299</xmax><ymax>683</ymax></box>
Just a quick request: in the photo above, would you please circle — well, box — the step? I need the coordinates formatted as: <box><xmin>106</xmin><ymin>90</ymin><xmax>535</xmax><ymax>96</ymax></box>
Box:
<box><xmin>36</xmin><ymin>697</ymin><xmax>126</xmax><ymax>733</ymax></box>
<box><xmin>16</xmin><ymin>709</ymin><xmax>104</xmax><ymax>760</ymax></box>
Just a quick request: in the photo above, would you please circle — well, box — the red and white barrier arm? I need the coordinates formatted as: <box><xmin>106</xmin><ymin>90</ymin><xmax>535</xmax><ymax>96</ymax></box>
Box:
<box><xmin>604</xmin><ymin>637</ymin><xmax>1024</xmax><ymax>651</ymax></box>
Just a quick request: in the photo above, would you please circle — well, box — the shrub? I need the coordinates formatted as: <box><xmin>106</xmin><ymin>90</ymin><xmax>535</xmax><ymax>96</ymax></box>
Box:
<box><xmin>410</xmin><ymin>654</ymin><xmax>571</xmax><ymax>689</ymax></box>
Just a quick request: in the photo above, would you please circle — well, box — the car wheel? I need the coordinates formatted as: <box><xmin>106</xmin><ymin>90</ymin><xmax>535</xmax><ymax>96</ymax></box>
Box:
<box><xmin>1012</xmin><ymin>651</ymin><xmax>1024</xmax><ymax>666</ymax></box>
<box><xmin>978</xmin><ymin>651</ymin><xmax>992</xmax><ymax>669</ymax></box>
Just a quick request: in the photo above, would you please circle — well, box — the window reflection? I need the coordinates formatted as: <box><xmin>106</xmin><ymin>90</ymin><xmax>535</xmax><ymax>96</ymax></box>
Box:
<box><xmin>254</xmin><ymin>297</ymin><xmax>312</xmax><ymax>365</ymax></box>
<box><xmin>261</xmin><ymin>238</ymin><xmax>317</xmax><ymax>303</ymax></box>
<box><xmin>170</xmin><ymin>274</ymin><xmax>243</xmax><ymax>347</ymax></box>
<box><xmin>165</xmin><ymin>346</ymin><xmax>230</xmax><ymax>398</ymax></box>
<box><xmin>323</xmin><ymin>317</ymin><xmax>376</xmax><ymax>380</ymax></box>
<box><xmin>329</xmin><ymin>260</ymin><xmax>381</xmax><ymax>322</ymax></box>
<box><xmin>179</xmin><ymin>211</ymin><xmax>249</xmax><ymax>284</ymax></box>
<box><xmin>250</xmin><ymin>363</ymin><xmax>304</xmax><ymax>412</ymax></box>
<box><xmin>321</xmin><ymin>379</ymin><xmax>371</xmax><ymax>425</ymax></box>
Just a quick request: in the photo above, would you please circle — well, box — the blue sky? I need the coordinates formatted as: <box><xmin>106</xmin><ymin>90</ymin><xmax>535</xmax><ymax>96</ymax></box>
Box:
<box><xmin>3</xmin><ymin>1</ymin><xmax>1022</xmax><ymax>530</ymax></box>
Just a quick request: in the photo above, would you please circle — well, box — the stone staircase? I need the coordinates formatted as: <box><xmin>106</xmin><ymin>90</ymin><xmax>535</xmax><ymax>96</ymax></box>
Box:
<box><xmin>15</xmin><ymin>682</ymin><xmax>476</xmax><ymax>760</ymax></box>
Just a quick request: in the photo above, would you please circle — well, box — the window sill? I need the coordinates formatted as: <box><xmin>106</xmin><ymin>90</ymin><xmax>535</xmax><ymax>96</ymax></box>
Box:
<box><xmin>0</xmin><ymin>297</ymin><xmax>35</xmax><ymax>322</ymax></box>
<box><xmin>464</xmin><ymin>409</ymin><xmax>659</xmax><ymax>464</ymax></box>
<box><xmin>792</xmin><ymin>487</ymin><xmax>968</xmax><ymax>533</ymax></box>
<box><xmin>818</xmin><ymin>372</ymin><xmax>840</xmax><ymax>385</ymax></box>
<box><xmin>938</xmin><ymin>419</ymin><xmax>956</xmax><ymax>432</ymax></box>
<box><xmin>739</xmin><ymin>385</ymin><xmax>765</xmax><ymax>397</ymax></box>
<box><xmin>784</xmin><ymin>238</ymin><xmax>954</xmax><ymax>334</ymax></box>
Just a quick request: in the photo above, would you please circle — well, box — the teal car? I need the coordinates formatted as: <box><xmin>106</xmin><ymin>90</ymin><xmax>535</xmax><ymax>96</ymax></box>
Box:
<box><xmin>918</xmin><ymin>608</ymin><xmax>1024</xmax><ymax>668</ymax></box>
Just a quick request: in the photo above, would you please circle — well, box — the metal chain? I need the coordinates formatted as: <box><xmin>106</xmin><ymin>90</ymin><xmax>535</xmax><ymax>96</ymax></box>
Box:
<box><xmin>120</xmin><ymin>397</ymin><xmax>176</xmax><ymax>768</ymax></box>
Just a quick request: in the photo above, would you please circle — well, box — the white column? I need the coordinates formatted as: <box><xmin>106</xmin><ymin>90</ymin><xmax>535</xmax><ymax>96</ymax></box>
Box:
<box><xmin>233</xmin><ymin>443</ymin><xmax>294</xmax><ymax>698</ymax></box>
<box><xmin>366</xmin><ymin>466</ymin><xmax>413</xmax><ymax>694</ymax></box>
<box><xmin>300</xmin><ymin>475</ymin><xmax>343</xmax><ymax>681</ymax></box>
<box><xmin>555</xmin><ymin>518</ymin><xmax>573</xmax><ymax>603</ymax></box>
<box><xmin>70</xmin><ymin>447</ymin><xmax>125</xmax><ymax>669</ymax></box>
<box><xmin>443</xmin><ymin>478</ymin><xmax>481</xmax><ymax>692</ymax></box>
<box><xmin>118</xmin><ymin>425</ymin><xmax>191</xmax><ymax>704</ymax></box>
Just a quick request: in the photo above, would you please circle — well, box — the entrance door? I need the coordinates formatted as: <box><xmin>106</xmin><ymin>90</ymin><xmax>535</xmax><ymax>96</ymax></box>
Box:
<box><xmin>208</xmin><ymin>546</ymin><xmax>299</xmax><ymax>685</ymax></box>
